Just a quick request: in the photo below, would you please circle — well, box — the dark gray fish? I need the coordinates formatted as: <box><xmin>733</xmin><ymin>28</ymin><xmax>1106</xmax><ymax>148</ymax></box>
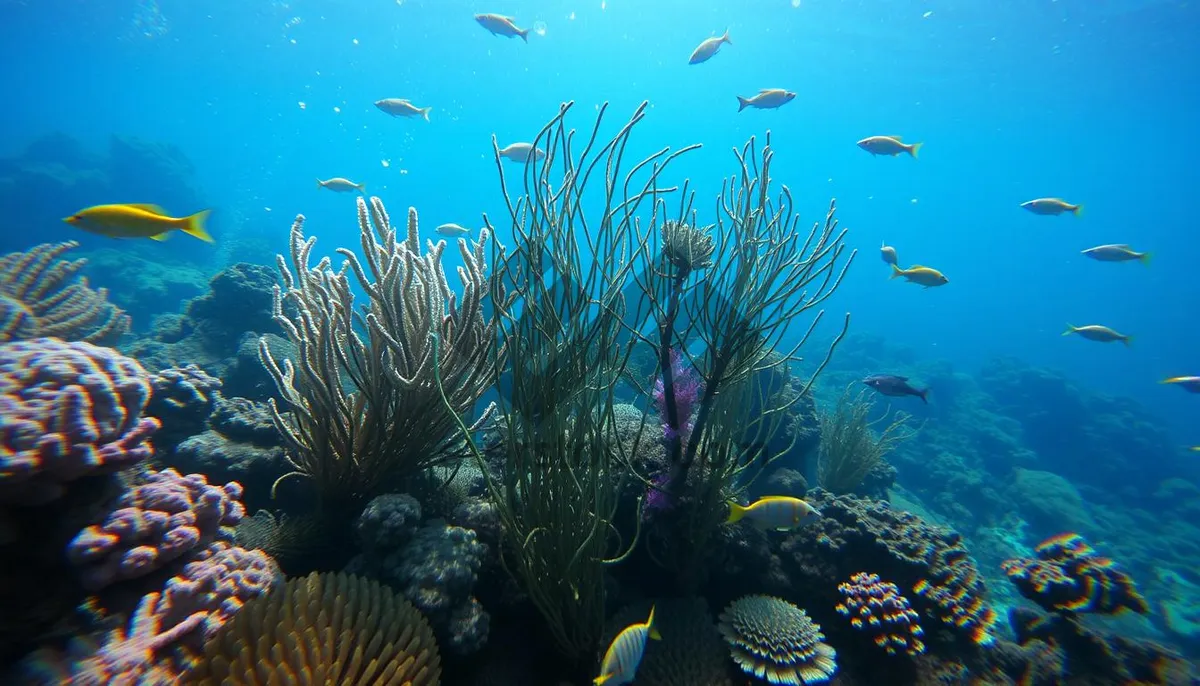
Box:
<box><xmin>863</xmin><ymin>374</ymin><xmax>928</xmax><ymax>403</ymax></box>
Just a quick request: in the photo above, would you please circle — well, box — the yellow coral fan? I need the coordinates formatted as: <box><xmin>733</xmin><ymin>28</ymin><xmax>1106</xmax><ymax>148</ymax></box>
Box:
<box><xmin>718</xmin><ymin>595</ymin><xmax>836</xmax><ymax>685</ymax></box>
<box><xmin>186</xmin><ymin>571</ymin><xmax>441</xmax><ymax>685</ymax></box>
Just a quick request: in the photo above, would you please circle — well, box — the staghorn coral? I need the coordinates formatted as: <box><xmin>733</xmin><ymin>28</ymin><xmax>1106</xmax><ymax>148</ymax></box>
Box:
<box><xmin>603</xmin><ymin>598</ymin><xmax>733</xmax><ymax>686</ymax></box>
<box><xmin>187</xmin><ymin>571</ymin><xmax>441</xmax><ymax>685</ymax></box>
<box><xmin>0</xmin><ymin>241</ymin><xmax>130</xmax><ymax>344</ymax></box>
<box><xmin>718</xmin><ymin>595</ymin><xmax>837</xmax><ymax>685</ymax></box>
<box><xmin>0</xmin><ymin>337</ymin><xmax>159</xmax><ymax>504</ymax></box>
<box><xmin>1001</xmin><ymin>532</ymin><xmax>1149</xmax><ymax>616</ymax></box>
<box><xmin>67</xmin><ymin>468</ymin><xmax>246</xmax><ymax>590</ymax></box>
<box><xmin>834</xmin><ymin>571</ymin><xmax>925</xmax><ymax>656</ymax></box>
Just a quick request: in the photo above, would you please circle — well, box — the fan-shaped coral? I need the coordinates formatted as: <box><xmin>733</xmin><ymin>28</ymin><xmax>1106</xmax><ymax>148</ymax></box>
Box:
<box><xmin>834</xmin><ymin>571</ymin><xmax>925</xmax><ymax>656</ymax></box>
<box><xmin>187</xmin><ymin>571</ymin><xmax>441</xmax><ymax>685</ymax></box>
<box><xmin>1001</xmin><ymin>532</ymin><xmax>1148</xmax><ymax>616</ymax></box>
<box><xmin>603</xmin><ymin>598</ymin><xmax>733</xmax><ymax>686</ymax></box>
<box><xmin>0</xmin><ymin>241</ymin><xmax>129</xmax><ymax>344</ymax></box>
<box><xmin>718</xmin><ymin>595</ymin><xmax>837</xmax><ymax>685</ymax></box>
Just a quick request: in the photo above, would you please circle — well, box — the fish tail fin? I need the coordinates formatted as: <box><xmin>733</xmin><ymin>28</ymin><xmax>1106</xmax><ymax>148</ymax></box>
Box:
<box><xmin>518</xmin><ymin>28</ymin><xmax>530</xmax><ymax>42</ymax></box>
<box><xmin>1072</xmin><ymin>203</ymin><xmax>1083</xmax><ymax>217</ymax></box>
<box><xmin>593</xmin><ymin>675</ymin><xmax>612</xmax><ymax>686</ymax></box>
<box><xmin>889</xmin><ymin>264</ymin><xmax>904</xmax><ymax>279</ymax></box>
<box><xmin>1122</xmin><ymin>335</ymin><xmax>1133</xmax><ymax>347</ymax></box>
<box><xmin>421</xmin><ymin>107</ymin><xmax>431</xmax><ymax>122</ymax></box>
<box><xmin>1062</xmin><ymin>324</ymin><xmax>1077</xmax><ymax>336</ymax></box>
<box><xmin>918</xmin><ymin>388</ymin><xmax>930</xmax><ymax>404</ymax></box>
<box><xmin>723</xmin><ymin>28</ymin><xmax>731</xmax><ymax>45</ymax></box>
<box><xmin>316</xmin><ymin>178</ymin><xmax>323</xmax><ymax>189</ymax></box>
<box><xmin>1140</xmin><ymin>252</ymin><xmax>1152</xmax><ymax>266</ymax></box>
<box><xmin>356</xmin><ymin>183</ymin><xmax>367</xmax><ymax>194</ymax></box>
<box><xmin>647</xmin><ymin>605</ymin><xmax>662</xmax><ymax>640</ymax></box>
<box><xmin>737</xmin><ymin>96</ymin><xmax>750</xmax><ymax>112</ymax></box>
<box><xmin>180</xmin><ymin>209</ymin><xmax>214</xmax><ymax>243</ymax></box>
<box><xmin>908</xmin><ymin>141</ymin><xmax>923</xmax><ymax>159</ymax></box>
<box><xmin>726</xmin><ymin>501</ymin><xmax>748</xmax><ymax>524</ymax></box>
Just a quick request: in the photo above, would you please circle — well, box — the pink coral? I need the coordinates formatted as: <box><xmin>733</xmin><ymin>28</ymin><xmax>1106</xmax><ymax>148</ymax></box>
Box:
<box><xmin>67</xmin><ymin>468</ymin><xmax>246</xmax><ymax>590</ymax></box>
<box><xmin>0</xmin><ymin>338</ymin><xmax>159</xmax><ymax>504</ymax></box>
<box><xmin>652</xmin><ymin>347</ymin><xmax>702</xmax><ymax>448</ymax></box>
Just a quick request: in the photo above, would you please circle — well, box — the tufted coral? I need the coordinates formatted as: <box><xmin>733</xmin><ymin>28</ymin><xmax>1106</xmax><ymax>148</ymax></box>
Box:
<box><xmin>835</xmin><ymin>571</ymin><xmax>925</xmax><ymax>656</ymax></box>
<box><xmin>603</xmin><ymin>598</ymin><xmax>733</xmax><ymax>686</ymax></box>
<box><xmin>69</xmin><ymin>543</ymin><xmax>280</xmax><ymax>684</ymax></box>
<box><xmin>0</xmin><ymin>241</ymin><xmax>130</xmax><ymax>344</ymax></box>
<box><xmin>67</xmin><ymin>468</ymin><xmax>246</xmax><ymax>590</ymax></box>
<box><xmin>1001</xmin><ymin>532</ymin><xmax>1149</xmax><ymax>616</ymax></box>
<box><xmin>187</xmin><ymin>571</ymin><xmax>442</xmax><ymax>685</ymax></box>
<box><xmin>0</xmin><ymin>337</ymin><xmax>159</xmax><ymax>504</ymax></box>
<box><xmin>718</xmin><ymin>595</ymin><xmax>837</xmax><ymax>685</ymax></box>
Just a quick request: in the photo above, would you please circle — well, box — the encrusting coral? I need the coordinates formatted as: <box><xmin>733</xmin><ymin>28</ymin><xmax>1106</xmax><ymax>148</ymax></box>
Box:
<box><xmin>0</xmin><ymin>241</ymin><xmax>130</xmax><ymax>345</ymax></box>
<box><xmin>834</xmin><ymin>571</ymin><xmax>925</xmax><ymax>656</ymax></box>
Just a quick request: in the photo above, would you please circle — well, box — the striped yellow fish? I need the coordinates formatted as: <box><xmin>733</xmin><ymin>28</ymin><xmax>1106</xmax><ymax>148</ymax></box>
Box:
<box><xmin>726</xmin><ymin>496</ymin><xmax>822</xmax><ymax>531</ymax></box>
<box><xmin>63</xmin><ymin>203</ymin><xmax>213</xmax><ymax>243</ymax></box>
<box><xmin>594</xmin><ymin>605</ymin><xmax>660</xmax><ymax>685</ymax></box>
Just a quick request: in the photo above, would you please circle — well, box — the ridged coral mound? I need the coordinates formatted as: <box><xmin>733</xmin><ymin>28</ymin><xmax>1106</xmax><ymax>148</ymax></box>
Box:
<box><xmin>187</xmin><ymin>571</ymin><xmax>441</xmax><ymax>685</ymax></box>
<box><xmin>718</xmin><ymin>595</ymin><xmax>837</xmax><ymax>685</ymax></box>
<box><xmin>834</xmin><ymin>571</ymin><xmax>925</xmax><ymax>656</ymax></box>
<box><xmin>1001</xmin><ymin>532</ymin><xmax>1149</xmax><ymax>616</ymax></box>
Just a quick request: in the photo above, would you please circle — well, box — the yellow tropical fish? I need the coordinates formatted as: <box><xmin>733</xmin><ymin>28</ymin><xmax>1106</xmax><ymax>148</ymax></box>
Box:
<box><xmin>890</xmin><ymin>264</ymin><xmax>949</xmax><ymax>288</ymax></box>
<box><xmin>1062</xmin><ymin>324</ymin><xmax>1131</xmax><ymax>346</ymax></box>
<box><xmin>594</xmin><ymin>605</ymin><xmax>660</xmax><ymax>686</ymax></box>
<box><xmin>726</xmin><ymin>496</ymin><xmax>822</xmax><ymax>531</ymax></box>
<box><xmin>63</xmin><ymin>203</ymin><xmax>213</xmax><ymax>243</ymax></box>
<box><xmin>1161</xmin><ymin>376</ymin><xmax>1200</xmax><ymax>393</ymax></box>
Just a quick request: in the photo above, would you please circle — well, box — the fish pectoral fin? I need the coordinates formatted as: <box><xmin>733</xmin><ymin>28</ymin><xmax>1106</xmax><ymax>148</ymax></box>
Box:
<box><xmin>649</xmin><ymin>627</ymin><xmax>663</xmax><ymax>640</ymax></box>
<box><xmin>148</xmin><ymin>232</ymin><xmax>171</xmax><ymax>242</ymax></box>
<box><xmin>127</xmin><ymin>203</ymin><xmax>170</xmax><ymax>215</ymax></box>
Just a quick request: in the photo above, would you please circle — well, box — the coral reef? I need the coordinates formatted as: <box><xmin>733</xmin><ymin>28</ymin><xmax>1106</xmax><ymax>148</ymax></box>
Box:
<box><xmin>146</xmin><ymin>364</ymin><xmax>223</xmax><ymax>447</ymax></box>
<box><xmin>187</xmin><ymin>572</ymin><xmax>441</xmax><ymax>685</ymax></box>
<box><xmin>0</xmin><ymin>242</ymin><xmax>130</xmax><ymax>344</ymax></box>
<box><xmin>718</xmin><ymin>594</ymin><xmax>837</xmax><ymax>685</ymax></box>
<box><xmin>357</xmin><ymin>492</ymin><xmax>423</xmax><ymax>557</ymax></box>
<box><xmin>0</xmin><ymin>337</ymin><xmax>159</xmax><ymax>504</ymax></box>
<box><xmin>834</xmin><ymin>571</ymin><xmax>925</xmax><ymax>656</ymax></box>
<box><xmin>1001</xmin><ymin>532</ymin><xmax>1149</xmax><ymax>616</ymax></box>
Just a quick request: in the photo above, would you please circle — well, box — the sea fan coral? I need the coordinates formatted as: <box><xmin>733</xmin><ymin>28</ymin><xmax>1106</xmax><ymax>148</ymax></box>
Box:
<box><xmin>834</xmin><ymin>571</ymin><xmax>925</xmax><ymax>656</ymax></box>
<box><xmin>1002</xmin><ymin>532</ymin><xmax>1149</xmax><ymax>616</ymax></box>
<box><xmin>187</xmin><ymin>571</ymin><xmax>441</xmax><ymax>685</ymax></box>
<box><xmin>718</xmin><ymin>595</ymin><xmax>837</xmax><ymax>685</ymax></box>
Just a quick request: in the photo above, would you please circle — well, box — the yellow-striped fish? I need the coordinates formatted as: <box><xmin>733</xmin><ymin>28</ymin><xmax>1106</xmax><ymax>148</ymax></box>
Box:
<box><xmin>726</xmin><ymin>496</ymin><xmax>822</xmax><ymax>531</ymax></box>
<box><xmin>1162</xmin><ymin>376</ymin><xmax>1200</xmax><ymax>393</ymax></box>
<box><xmin>594</xmin><ymin>606</ymin><xmax>660</xmax><ymax>685</ymax></box>
<box><xmin>63</xmin><ymin>203</ymin><xmax>213</xmax><ymax>243</ymax></box>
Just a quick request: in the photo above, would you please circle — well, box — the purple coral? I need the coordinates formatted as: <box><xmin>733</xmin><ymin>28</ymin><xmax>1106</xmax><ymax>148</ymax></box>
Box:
<box><xmin>67</xmin><ymin>468</ymin><xmax>246</xmax><ymax>590</ymax></box>
<box><xmin>652</xmin><ymin>347</ymin><xmax>702</xmax><ymax>449</ymax></box>
<box><xmin>0</xmin><ymin>338</ymin><xmax>159</xmax><ymax>504</ymax></box>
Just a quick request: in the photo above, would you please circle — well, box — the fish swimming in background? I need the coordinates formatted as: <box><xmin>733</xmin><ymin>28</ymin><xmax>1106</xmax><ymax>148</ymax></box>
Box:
<box><xmin>857</xmin><ymin>135</ymin><xmax>923</xmax><ymax>158</ymax></box>
<box><xmin>594</xmin><ymin>605</ymin><xmax>660</xmax><ymax>685</ymax></box>
<box><xmin>475</xmin><ymin>13</ymin><xmax>531</xmax><ymax>42</ymax></box>
<box><xmin>317</xmin><ymin>177</ymin><xmax>365</xmax><ymax>193</ymax></box>
<box><xmin>688</xmin><ymin>29</ymin><xmax>731</xmax><ymax>64</ymax></box>
<box><xmin>1062</xmin><ymin>324</ymin><xmax>1131</xmax><ymax>346</ymax></box>
<box><xmin>863</xmin><ymin>374</ymin><xmax>929</xmax><ymax>403</ymax></box>
<box><xmin>726</xmin><ymin>496</ymin><xmax>822</xmax><ymax>531</ymax></box>
<box><xmin>1161</xmin><ymin>376</ymin><xmax>1200</xmax><ymax>393</ymax></box>
<box><xmin>374</xmin><ymin>98</ymin><xmax>431</xmax><ymax>121</ymax></box>
<box><xmin>880</xmin><ymin>241</ymin><xmax>898</xmax><ymax>266</ymax></box>
<box><xmin>890</xmin><ymin>264</ymin><xmax>949</xmax><ymax>288</ymax></box>
<box><xmin>63</xmin><ymin>203</ymin><xmax>213</xmax><ymax>243</ymax></box>
<box><xmin>1081</xmin><ymin>244</ymin><xmax>1150</xmax><ymax>265</ymax></box>
<box><xmin>1021</xmin><ymin>198</ymin><xmax>1082</xmax><ymax>216</ymax></box>
<box><xmin>497</xmin><ymin>142</ymin><xmax>546</xmax><ymax>163</ymax></box>
<box><xmin>435</xmin><ymin>223</ymin><xmax>473</xmax><ymax>237</ymax></box>
<box><xmin>736</xmin><ymin>89</ymin><xmax>796</xmax><ymax>112</ymax></box>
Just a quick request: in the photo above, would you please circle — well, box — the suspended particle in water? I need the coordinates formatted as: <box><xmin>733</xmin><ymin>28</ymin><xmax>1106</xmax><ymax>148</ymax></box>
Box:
<box><xmin>568</xmin><ymin>11</ymin><xmax>576</xmax><ymax>20</ymax></box>
<box><xmin>333</xmin><ymin>106</ymin><xmax>341</xmax><ymax>113</ymax></box>
<box><xmin>601</xmin><ymin>1</ymin><xmax>606</xmax><ymax>10</ymax></box>
<box><xmin>298</xmin><ymin>101</ymin><xmax>307</xmax><ymax>109</ymax></box>
<box><xmin>791</xmin><ymin>0</ymin><xmax>801</xmax><ymax>7</ymax></box>
<box><xmin>381</xmin><ymin>159</ymin><xmax>391</xmax><ymax>168</ymax></box>
<box><xmin>534</xmin><ymin>21</ymin><xmax>547</xmax><ymax>37</ymax></box>
<box><xmin>352</xmin><ymin>38</ymin><xmax>359</xmax><ymax>45</ymax></box>
<box><xmin>923</xmin><ymin>10</ymin><xmax>933</xmax><ymax>18</ymax></box>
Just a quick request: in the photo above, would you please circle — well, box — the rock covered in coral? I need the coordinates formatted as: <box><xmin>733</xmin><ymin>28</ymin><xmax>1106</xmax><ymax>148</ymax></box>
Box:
<box><xmin>1006</xmin><ymin>468</ymin><xmax>1097</xmax><ymax>537</ymax></box>
<box><xmin>718</xmin><ymin>594</ymin><xmax>837</xmax><ymax>685</ymax></box>
<box><xmin>0</xmin><ymin>338</ymin><xmax>159</xmax><ymax>504</ymax></box>
<box><xmin>171</xmin><ymin>431</ymin><xmax>283</xmax><ymax>514</ymax></box>
<box><xmin>764</xmin><ymin>467</ymin><xmax>808</xmax><ymax>497</ymax></box>
<box><xmin>834</xmin><ymin>571</ymin><xmax>925</xmax><ymax>656</ymax></box>
<box><xmin>67</xmin><ymin>468</ymin><xmax>246</xmax><ymax>590</ymax></box>
<box><xmin>146</xmin><ymin>364</ymin><xmax>223</xmax><ymax>446</ymax></box>
<box><xmin>1001</xmin><ymin>532</ymin><xmax>1148</xmax><ymax>616</ymax></box>
<box><xmin>357</xmin><ymin>493</ymin><xmax>423</xmax><ymax>556</ymax></box>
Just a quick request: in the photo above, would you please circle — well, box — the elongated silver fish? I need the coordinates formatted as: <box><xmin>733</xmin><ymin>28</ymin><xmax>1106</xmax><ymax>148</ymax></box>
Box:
<box><xmin>688</xmin><ymin>29</ymin><xmax>730</xmax><ymax>64</ymax></box>
<box><xmin>1081</xmin><ymin>244</ymin><xmax>1150</xmax><ymax>264</ymax></box>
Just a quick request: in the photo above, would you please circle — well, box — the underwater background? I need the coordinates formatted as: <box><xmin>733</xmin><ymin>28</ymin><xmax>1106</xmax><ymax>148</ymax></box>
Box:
<box><xmin>1</xmin><ymin>0</ymin><xmax>1199</xmax><ymax>684</ymax></box>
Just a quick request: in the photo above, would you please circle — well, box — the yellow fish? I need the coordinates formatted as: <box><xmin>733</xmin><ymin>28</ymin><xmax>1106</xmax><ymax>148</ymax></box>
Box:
<box><xmin>1161</xmin><ymin>376</ymin><xmax>1200</xmax><ymax>393</ymax></box>
<box><xmin>890</xmin><ymin>264</ymin><xmax>949</xmax><ymax>288</ymax></box>
<box><xmin>726</xmin><ymin>496</ymin><xmax>822</xmax><ymax>531</ymax></box>
<box><xmin>1062</xmin><ymin>324</ymin><xmax>1131</xmax><ymax>346</ymax></box>
<box><xmin>857</xmin><ymin>135</ymin><xmax>923</xmax><ymax>158</ymax></box>
<box><xmin>63</xmin><ymin>203</ymin><xmax>213</xmax><ymax>243</ymax></box>
<box><xmin>594</xmin><ymin>606</ymin><xmax>660</xmax><ymax>686</ymax></box>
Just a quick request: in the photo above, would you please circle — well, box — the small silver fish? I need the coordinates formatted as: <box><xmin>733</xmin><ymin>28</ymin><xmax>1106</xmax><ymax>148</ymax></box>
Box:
<box><xmin>375</xmin><ymin>98</ymin><xmax>431</xmax><ymax>121</ymax></box>
<box><xmin>1062</xmin><ymin>324</ymin><xmax>1131</xmax><ymax>346</ymax></box>
<box><xmin>881</xmin><ymin>241</ymin><xmax>898</xmax><ymax>266</ymax></box>
<box><xmin>475</xmin><ymin>13</ymin><xmax>530</xmax><ymax>42</ymax></box>
<box><xmin>317</xmin><ymin>177</ymin><xmax>365</xmax><ymax>193</ymax></box>
<box><xmin>1081</xmin><ymin>244</ymin><xmax>1150</xmax><ymax>265</ymax></box>
<box><xmin>688</xmin><ymin>29</ymin><xmax>730</xmax><ymax>65</ymax></box>
<box><xmin>736</xmin><ymin>88</ymin><xmax>795</xmax><ymax>112</ymax></box>
<box><xmin>498</xmin><ymin>142</ymin><xmax>546</xmax><ymax>163</ymax></box>
<box><xmin>435</xmin><ymin>223</ymin><xmax>472</xmax><ymax>237</ymax></box>
<box><xmin>1021</xmin><ymin>198</ymin><xmax>1082</xmax><ymax>216</ymax></box>
<box><xmin>857</xmin><ymin>135</ymin><xmax>923</xmax><ymax>158</ymax></box>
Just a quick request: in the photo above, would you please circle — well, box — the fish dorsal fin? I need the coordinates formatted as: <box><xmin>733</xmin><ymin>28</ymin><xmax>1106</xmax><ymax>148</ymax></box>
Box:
<box><xmin>909</xmin><ymin>264</ymin><xmax>928</xmax><ymax>269</ymax></box>
<box><xmin>885</xmin><ymin>135</ymin><xmax>904</xmax><ymax>140</ymax></box>
<box><xmin>127</xmin><ymin>203</ymin><xmax>169</xmax><ymax>215</ymax></box>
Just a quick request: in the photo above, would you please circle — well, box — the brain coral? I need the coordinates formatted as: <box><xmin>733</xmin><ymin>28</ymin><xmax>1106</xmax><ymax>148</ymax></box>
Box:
<box><xmin>718</xmin><ymin>595</ymin><xmax>837</xmax><ymax>685</ymax></box>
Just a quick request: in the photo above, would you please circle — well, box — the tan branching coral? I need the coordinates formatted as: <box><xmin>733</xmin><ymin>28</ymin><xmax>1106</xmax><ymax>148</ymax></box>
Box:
<box><xmin>0</xmin><ymin>241</ymin><xmax>129</xmax><ymax>344</ymax></box>
<box><xmin>260</xmin><ymin>197</ymin><xmax>498</xmax><ymax>509</ymax></box>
